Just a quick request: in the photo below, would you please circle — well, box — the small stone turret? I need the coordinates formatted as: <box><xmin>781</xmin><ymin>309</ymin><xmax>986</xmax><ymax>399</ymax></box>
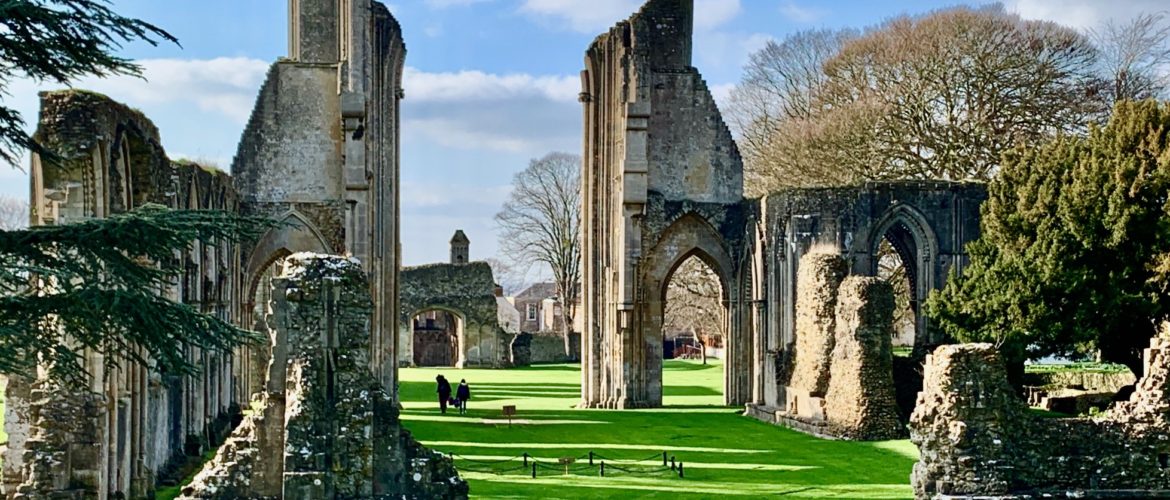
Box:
<box><xmin>450</xmin><ymin>230</ymin><xmax>469</xmax><ymax>264</ymax></box>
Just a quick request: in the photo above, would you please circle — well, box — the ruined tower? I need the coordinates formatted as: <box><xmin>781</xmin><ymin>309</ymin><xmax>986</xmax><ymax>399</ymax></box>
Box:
<box><xmin>233</xmin><ymin>0</ymin><xmax>406</xmax><ymax>398</ymax></box>
<box><xmin>579</xmin><ymin>0</ymin><xmax>750</xmax><ymax>409</ymax></box>
<box><xmin>450</xmin><ymin>230</ymin><xmax>470</xmax><ymax>264</ymax></box>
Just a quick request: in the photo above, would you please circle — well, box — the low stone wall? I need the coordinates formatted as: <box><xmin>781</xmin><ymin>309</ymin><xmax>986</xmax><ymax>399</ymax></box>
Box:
<box><xmin>178</xmin><ymin>254</ymin><xmax>466</xmax><ymax>499</ymax></box>
<box><xmin>510</xmin><ymin>332</ymin><xmax>579</xmax><ymax>366</ymax></box>
<box><xmin>910</xmin><ymin>340</ymin><xmax>1170</xmax><ymax>499</ymax></box>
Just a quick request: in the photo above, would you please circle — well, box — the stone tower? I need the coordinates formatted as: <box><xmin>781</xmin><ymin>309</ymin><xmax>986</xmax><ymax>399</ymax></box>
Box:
<box><xmin>579</xmin><ymin>0</ymin><xmax>748</xmax><ymax>409</ymax></box>
<box><xmin>450</xmin><ymin>229</ymin><xmax>470</xmax><ymax>264</ymax></box>
<box><xmin>232</xmin><ymin>0</ymin><xmax>406</xmax><ymax>397</ymax></box>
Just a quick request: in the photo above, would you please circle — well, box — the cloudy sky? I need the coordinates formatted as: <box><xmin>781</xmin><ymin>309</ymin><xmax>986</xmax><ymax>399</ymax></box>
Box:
<box><xmin>0</xmin><ymin>0</ymin><xmax>1163</xmax><ymax>265</ymax></box>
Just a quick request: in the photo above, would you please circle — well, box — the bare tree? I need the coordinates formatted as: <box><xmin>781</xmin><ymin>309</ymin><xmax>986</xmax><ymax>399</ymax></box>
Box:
<box><xmin>0</xmin><ymin>196</ymin><xmax>28</xmax><ymax>230</ymax></box>
<box><xmin>732</xmin><ymin>5</ymin><xmax>1106</xmax><ymax>194</ymax></box>
<box><xmin>663</xmin><ymin>256</ymin><xmax>724</xmax><ymax>364</ymax></box>
<box><xmin>495</xmin><ymin>152</ymin><xmax>581</xmax><ymax>356</ymax></box>
<box><xmin>726</xmin><ymin>28</ymin><xmax>855</xmax><ymax>190</ymax></box>
<box><xmin>1092</xmin><ymin>12</ymin><xmax>1170</xmax><ymax>102</ymax></box>
<box><xmin>483</xmin><ymin>257</ymin><xmax>531</xmax><ymax>296</ymax></box>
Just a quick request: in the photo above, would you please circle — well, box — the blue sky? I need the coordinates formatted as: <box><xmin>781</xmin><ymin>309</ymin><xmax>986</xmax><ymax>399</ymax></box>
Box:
<box><xmin>1</xmin><ymin>0</ymin><xmax>1163</xmax><ymax>266</ymax></box>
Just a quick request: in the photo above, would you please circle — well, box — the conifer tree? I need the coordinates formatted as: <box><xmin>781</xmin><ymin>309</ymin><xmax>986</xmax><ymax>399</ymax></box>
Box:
<box><xmin>927</xmin><ymin>100</ymin><xmax>1170</xmax><ymax>377</ymax></box>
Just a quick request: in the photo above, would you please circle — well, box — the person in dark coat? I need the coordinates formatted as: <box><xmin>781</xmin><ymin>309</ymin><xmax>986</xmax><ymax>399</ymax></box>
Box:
<box><xmin>436</xmin><ymin>375</ymin><xmax>452</xmax><ymax>414</ymax></box>
<box><xmin>455</xmin><ymin>379</ymin><xmax>471</xmax><ymax>414</ymax></box>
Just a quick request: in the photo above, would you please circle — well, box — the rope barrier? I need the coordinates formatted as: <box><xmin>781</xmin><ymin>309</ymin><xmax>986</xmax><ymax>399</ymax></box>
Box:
<box><xmin>444</xmin><ymin>448</ymin><xmax>686</xmax><ymax>479</ymax></box>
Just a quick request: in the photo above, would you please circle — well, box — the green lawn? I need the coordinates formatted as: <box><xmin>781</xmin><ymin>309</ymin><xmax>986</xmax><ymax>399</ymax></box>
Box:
<box><xmin>400</xmin><ymin>360</ymin><xmax>916</xmax><ymax>499</ymax></box>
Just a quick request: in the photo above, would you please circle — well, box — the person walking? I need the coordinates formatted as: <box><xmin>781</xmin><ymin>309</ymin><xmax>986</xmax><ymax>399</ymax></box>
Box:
<box><xmin>436</xmin><ymin>375</ymin><xmax>452</xmax><ymax>414</ymax></box>
<box><xmin>456</xmin><ymin>379</ymin><xmax>471</xmax><ymax>415</ymax></box>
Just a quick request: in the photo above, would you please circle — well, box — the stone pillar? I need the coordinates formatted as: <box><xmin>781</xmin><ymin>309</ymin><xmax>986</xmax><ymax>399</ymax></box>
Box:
<box><xmin>824</xmin><ymin>277</ymin><xmax>902</xmax><ymax>439</ymax></box>
<box><xmin>786</xmin><ymin>252</ymin><xmax>847</xmax><ymax>421</ymax></box>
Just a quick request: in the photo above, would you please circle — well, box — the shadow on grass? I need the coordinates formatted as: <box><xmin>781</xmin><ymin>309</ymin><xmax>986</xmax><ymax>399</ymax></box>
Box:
<box><xmin>662</xmin><ymin>385</ymin><xmax>721</xmax><ymax>396</ymax></box>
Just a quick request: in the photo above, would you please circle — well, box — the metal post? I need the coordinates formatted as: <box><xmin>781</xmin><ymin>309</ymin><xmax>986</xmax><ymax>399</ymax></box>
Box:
<box><xmin>671</xmin><ymin>456</ymin><xmax>676</xmax><ymax>471</ymax></box>
<box><xmin>678</xmin><ymin>461</ymin><xmax>684</xmax><ymax>478</ymax></box>
<box><xmin>589</xmin><ymin>451</ymin><xmax>594</xmax><ymax>465</ymax></box>
<box><xmin>600</xmin><ymin>461</ymin><xmax>605</xmax><ymax>477</ymax></box>
<box><xmin>523</xmin><ymin>453</ymin><xmax>528</xmax><ymax>467</ymax></box>
<box><xmin>662</xmin><ymin>451</ymin><xmax>667</xmax><ymax>466</ymax></box>
<box><xmin>531</xmin><ymin>462</ymin><xmax>537</xmax><ymax>478</ymax></box>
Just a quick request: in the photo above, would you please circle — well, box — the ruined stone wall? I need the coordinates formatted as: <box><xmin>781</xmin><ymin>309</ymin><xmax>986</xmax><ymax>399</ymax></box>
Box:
<box><xmin>911</xmin><ymin>341</ymin><xmax>1170</xmax><ymax>499</ymax></box>
<box><xmin>399</xmin><ymin>262</ymin><xmax>511</xmax><ymax>368</ymax></box>
<box><xmin>10</xmin><ymin>90</ymin><xmax>243</xmax><ymax>500</ymax></box>
<box><xmin>233</xmin><ymin>0</ymin><xmax>405</xmax><ymax>402</ymax></box>
<box><xmin>755</xmin><ymin>252</ymin><xmax>903</xmax><ymax>440</ymax></box>
<box><xmin>788</xmin><ymin>253</ymin><xmax>847</xmax><ymax>398</ymax></box>
<box><xmin>179</xmin><ymin>254</ymin><xmax>466</xmax><ymax>499</ymax></box>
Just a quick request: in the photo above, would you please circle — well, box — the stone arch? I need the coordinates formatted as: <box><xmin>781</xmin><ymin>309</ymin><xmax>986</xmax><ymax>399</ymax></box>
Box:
<box><xmin>406</xmin><ymin>305</ymin><xmax>467</xmax><ymax>368</ymax></box>
<box><xmin>639</xmin><ymin>213</ymin><xmax>735</xmax><ymax>407</ymax></box>
<box><xmin>244</xmin><ymin>210</ymin><xmax>331</xmax><ymax>305</ymax></box>
<box><xmin>866</xmin><ymin>203</ymin><xmax>940</xmax><ymax>348</ymax></box>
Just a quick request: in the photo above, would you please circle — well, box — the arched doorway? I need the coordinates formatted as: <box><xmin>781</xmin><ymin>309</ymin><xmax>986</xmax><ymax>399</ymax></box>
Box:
<box><xmin>868</xmin><ymin>205</ymin><xmax>939</xmax><ymax>351</ymax></box>
<box><xmin>638</xmin><ymin>214</ymin><xmax>740</xmax><ymax>408</ymax></box>
<box><xmin>868</xmin><ymin>205</ymin><xmax>940</xmax><ymax>420</ymax></box>
<box><xmin>411</xmin><ymin>309</ymin><xmax>463</xmax><ymax>367</ymax></box>
<box><xmin>661</xmin><ymin>254</ymin><xmax>727</xmax><ymax>405</ymax></box>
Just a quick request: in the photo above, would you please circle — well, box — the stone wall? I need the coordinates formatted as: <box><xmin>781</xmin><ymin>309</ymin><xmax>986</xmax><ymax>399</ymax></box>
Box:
<box><xmin>11</xmin><ymin>90</ymin><xmax>243</xmax><ymax>500</ymax></box>
<box><xmin>399</xmin><ymin>262</ymin><xmax>511</xmax><ymax>368</ymax></box>
<box><xmin>579</xmin><ymin>0</ymin><xmax>753</xmax><ymax>409</ymax></box>
<box><xmin>510</xmin><ymin>332</ymin><xmax>581</xmax><ymax>366</ymax></box>
<box><xmin>179</xmin><ymin>254</ymin><xmax>466</xmax><ymax>499</ymax></box>
<box><xmin>910</xmin><ymin>341</ymin><xmax>1170</xmax><ymax>499</ymax></box>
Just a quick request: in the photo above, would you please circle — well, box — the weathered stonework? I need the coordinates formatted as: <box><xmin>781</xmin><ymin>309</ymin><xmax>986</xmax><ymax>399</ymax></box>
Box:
<box><xmin>179</xmin><ymin>254</ymin><xmax>466</xmax><ymax>500</ymax></box>
<box><xmin>579</xmin><ymin>0</ymin><xmax>752</xmax><ymax>409</ymax></box>
<box><xmin>399</xmin><ymin>262</ymin><xmax>511</xmax><ymax>368</ymax></box>
<box><xmin>579</xmin><ymin>0</ymin><xmax>988</xmax><ymax>417</ymax></box>
<box><xmin>910</xmin><ymin>340</ymin><xmax>1170</xmax><ymax>499</ymax></box>
<box><xmin>510</xmin><ymin>332</ymin><xmax>582</xmax><ymax>366</ymax></box>
<box><xmin>765</xmin><ymin>254</ymin><xmax>903</xmax><ymax>440</ymax></box>
<box><xmin>824</xmin><ymin>277</ymin><xmax>902</xmax><ymax>440</ymax></box>
<box><xmin>788</xmin><ymin>253</ymin><xmax>848</xmax><ymax>398</ymax></box>
<box><xmin>10</xmin><ymin>1</ymin><xmax>411</xmax><ymax>498</ymax></box>
<box><xmin>12</xmin><ymin>90</ymin><xmax>243</xmax><ymax>500</ymax></box>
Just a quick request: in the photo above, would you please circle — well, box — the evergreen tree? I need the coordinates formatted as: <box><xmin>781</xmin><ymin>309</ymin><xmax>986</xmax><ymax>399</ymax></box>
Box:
<box><xmin>927</xmin><ymin>100</ymin><xmax>1170</xmax><ymax>377</ymax></box>
<box><xmin>0</xmin><ymin>205</ymin><xmax>270</xmax><ymax>382</ymax></box>
<box><xmin>0</xmin><ymin>0</ymin><xmax>176</xmax><ymax>165</ymax></box>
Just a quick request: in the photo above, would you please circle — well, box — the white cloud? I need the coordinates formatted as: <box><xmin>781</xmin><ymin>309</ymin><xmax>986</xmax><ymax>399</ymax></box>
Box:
<box><xmin>404</xmin><ymin>67</ymin><xmax>578</xmax><ymax>103</ymax></box>
<box><xmin>424</xmin><ymin>24</ymin><xmax>445</xmax><ymax>37</ymax></box>
<box><xmin>15</xmin><ymin>58</ymin><xmax>271</xmax><ymax>124</ymax></box>
<box><xmin>1007</xmin><ymin>0</ymin><xmax>1167</xmax><ymax>29</ymax></box>
<box><xmin>780</xmin><ymin>1</ymin><xmax>826</xmax><ymax>23</ymax></box>
<box><xmin>401</xmin><ymin>66</ymin><xmax>580</xmax><ymax>156</ymax></box>
<box><xmin>519</xmin><ymin>0</ymin><xmax>640</xmax><ymax>33</ymax></box>
<box><xmin>695</xmin><ymin>0</ymin><xmax>741</xmax><ymax>30</ymax></box>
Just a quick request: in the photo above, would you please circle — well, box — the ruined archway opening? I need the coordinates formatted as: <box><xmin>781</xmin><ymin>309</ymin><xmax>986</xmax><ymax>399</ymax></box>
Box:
<box><xmin>877</xmin><ymin>235</ymin><xmax>916</xmax><ymax>356</ymax></box>
<box><xmin>661</xmin><ymin>255</ymin><xmax>726</xmax><ymax>405</ymax></box>
<box><xmin>412</xmin><ymin>309</ymin><xmax>462</xmax><ymax>367</ymax></box>
<box><xmin>877</xmin><ymin>221</ymin><xmax>926</xmax><ymax>422</ymax></box>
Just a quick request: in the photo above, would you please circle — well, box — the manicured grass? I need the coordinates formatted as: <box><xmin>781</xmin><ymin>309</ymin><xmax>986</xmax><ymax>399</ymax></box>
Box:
<box><xmin>400</xmin><ymin>360</ymin><xmax>916</xmax><ymax>499</ymax></box>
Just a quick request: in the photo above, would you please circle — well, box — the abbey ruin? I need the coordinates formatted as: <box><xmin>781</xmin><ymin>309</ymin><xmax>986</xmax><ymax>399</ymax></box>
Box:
<box><xmin>578</xmin><ymin>0</ymin><xmax>985</xmax><ymax>421</ymax></box>
<box><xmin>5</xmin><ymin>0</ymin><xmax>1170</xmax><ymax>498</ymax></box>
